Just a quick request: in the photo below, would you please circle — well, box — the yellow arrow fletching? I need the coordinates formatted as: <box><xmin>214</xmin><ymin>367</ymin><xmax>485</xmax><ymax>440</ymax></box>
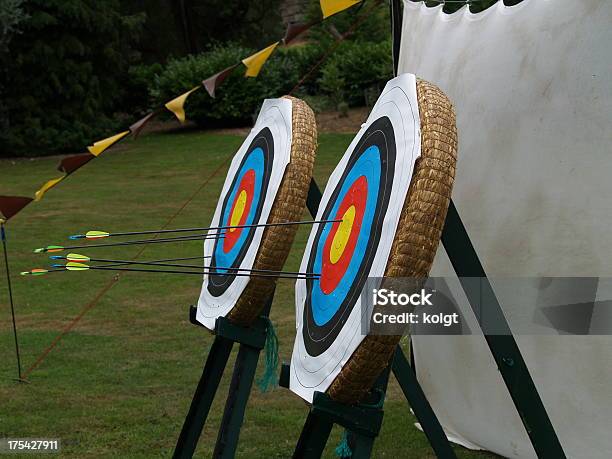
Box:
<box><xmin>85</xmin><ymin>230</ymin><xmax>109</xmax><ymax>239</ymax></box>
<box><xmin>66</xmin><ymin>253</ymin><xmax>90</xmax><ymax>262</ymax></box>
<box><xmin>66</xmin><ymin>262</ymin><xmax>89</xmax><ymax>271</ymax></box>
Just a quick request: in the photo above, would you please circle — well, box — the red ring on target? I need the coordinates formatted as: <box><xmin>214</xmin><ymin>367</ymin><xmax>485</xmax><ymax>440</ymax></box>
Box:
<box><xmin>320</xmin><ymin>176</ymin><xmax>368</xmax><ymax>294</ymax></box>
<box><xmin>223</xmin><ymin>169</ymin><xmax>255</xmax><ymax>253</ymax></box>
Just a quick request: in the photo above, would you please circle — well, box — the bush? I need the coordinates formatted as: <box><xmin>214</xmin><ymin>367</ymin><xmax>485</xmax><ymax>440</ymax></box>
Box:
<box><xmin>124</xmin><ymin>62</ymin><xmax>164</xmax><ymax>116</ymax></box>
<box><xmin>150</xmin><ymin>38</ymin><xmax>393</xmax><ymax>126</ymax></box>
<box><xmin>319</xmin><ymin>40</ymin><xmax>393</xmax><ymax>107</ymax></box>
<box><xmin>151</xmin><ymin>43</ymin><xmax>322</xmax><ymax>127</ymax></box>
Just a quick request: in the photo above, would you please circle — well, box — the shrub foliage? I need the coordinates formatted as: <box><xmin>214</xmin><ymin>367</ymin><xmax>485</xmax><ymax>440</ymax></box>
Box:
<box><xmin>0</xmin><ymin>0</ymin><xmax>143</xmax><ymax>156</ymax></box>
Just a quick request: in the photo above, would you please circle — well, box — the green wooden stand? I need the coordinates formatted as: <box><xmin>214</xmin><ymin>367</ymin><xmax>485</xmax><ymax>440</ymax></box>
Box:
<box><xmin>279</xmin><ymin>346</ymin><xmax>456</xmax><ymax>459</ymax></box>
<box><xmin>280</xmin><ymin>365</ymin><xmax>390</xmax><ymax>459</ymax></box>
<box><xmin>173</xmin><ymin>297</ymin><xmax>273</xmax><ymax>459</ymax></box>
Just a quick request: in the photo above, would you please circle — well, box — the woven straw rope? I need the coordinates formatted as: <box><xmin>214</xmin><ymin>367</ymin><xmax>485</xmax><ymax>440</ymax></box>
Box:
<box><xmin>227</xmin><ymin>96</ymin><xmax>317</xmax><ymax>325</ymax></box>
<box><xmin>327</xmin><ymin>80</ymin><xmax>458</xmax><ymax>404</ymax></box>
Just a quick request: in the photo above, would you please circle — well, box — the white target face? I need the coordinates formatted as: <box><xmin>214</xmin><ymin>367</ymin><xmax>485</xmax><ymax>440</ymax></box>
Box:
<box><xmin>290</xmin><ymin>74</ymin><xmax>422</xmax><ymax>402</ymax></box>
<box><xmin>195</xmin><ymin>99</ymin><xmax>292</xmax><ymax>330</ymax></box>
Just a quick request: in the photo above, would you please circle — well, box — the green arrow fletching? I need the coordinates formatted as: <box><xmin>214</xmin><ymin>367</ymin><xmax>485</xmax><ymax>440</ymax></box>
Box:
<box><xmin>21</xmin><ymin>268</ymin><xmax>49</xmax><ymax>276</ymax></box>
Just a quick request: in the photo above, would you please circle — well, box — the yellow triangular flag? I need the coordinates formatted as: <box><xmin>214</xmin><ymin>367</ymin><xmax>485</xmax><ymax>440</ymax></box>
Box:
<box><xmin>87</xmin><ymin>131</ymin><xmax>130</xmax><ymax>157</ymax></box>
<box><xmin>320</xmin><ymin>0</ymin><xmax>362</xmax><ymax>18</ymax></box>
<box><xmin>35</xmin><ymin>176</ymin><xmax>65</xmax><ymax>201</ymax></box>
<box><xmin>242</xmin><ymin>42</ymin><xmax>280</xmax><ymax>78</ymax></box>
<box><xmin>165</xmin><ymin>87</ymin><xmax>200</xmax><ymax>123</ymax></box>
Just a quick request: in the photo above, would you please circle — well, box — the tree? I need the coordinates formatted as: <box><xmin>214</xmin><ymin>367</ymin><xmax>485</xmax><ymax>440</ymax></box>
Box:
<box><xmin>0</xmin><ymin>0</ymin><xmax>143</xmax><ymax>156</ymax></box>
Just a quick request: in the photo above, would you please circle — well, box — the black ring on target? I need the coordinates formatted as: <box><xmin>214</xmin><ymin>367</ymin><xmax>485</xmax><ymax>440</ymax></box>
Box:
<box><xmin>302</xmin><ymin>117</ymin><xmax>396</xmax><ymax>356</ymax></box>
<box><xmin>207</xmin><ymin>127</ymin><xmax>274</xmax><ymax>297</ymax></box>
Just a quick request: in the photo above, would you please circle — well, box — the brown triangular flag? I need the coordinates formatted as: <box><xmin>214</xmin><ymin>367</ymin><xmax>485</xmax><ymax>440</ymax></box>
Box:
<box><xmin>0</xmin><ymin>196</ymin><xmax>34</xmax><ymax>221</ymax></box>
<box><xmin>58</xmin><ymin>153</ymin><xmax>95</xmax><ymax>174</ymax></box>
<box><xmin>130</xmin><ymin>111</ymin><xmax>159</xmax><ymax>138</ymax></box>
<box><xmin>283</xmin><ymin>20</ymin><xmax>318</xmax><ymax>45</ymax></box>
<box><xmin>202</xmin><ymin>65</ymin><xmax>238</xmax><ymax>98</ymax></box>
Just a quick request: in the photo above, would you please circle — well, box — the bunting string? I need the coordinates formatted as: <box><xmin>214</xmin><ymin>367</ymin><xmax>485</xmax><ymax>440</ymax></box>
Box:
<box><xmin>5</xmin><ymin>0</ymin><xmax>370</xmax><ymax>380</ymax></box>
<box><xmin>0</xmin><ymin>0</ymin><xmax>366</xmax><ymax>223</ymax></box>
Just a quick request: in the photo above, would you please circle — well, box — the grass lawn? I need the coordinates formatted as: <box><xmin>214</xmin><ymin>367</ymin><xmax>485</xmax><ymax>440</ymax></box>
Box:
<box><xmin>0</xmin><ymin>129</ymin><xmax>496</xmax><ymax>458</ymax></box>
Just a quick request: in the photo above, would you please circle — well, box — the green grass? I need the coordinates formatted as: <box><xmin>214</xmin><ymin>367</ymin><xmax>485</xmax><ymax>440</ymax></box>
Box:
<box><xmin>0</xmin><ymin>130</ymin><xmax>495</xmax><ymax>458</ymax></box>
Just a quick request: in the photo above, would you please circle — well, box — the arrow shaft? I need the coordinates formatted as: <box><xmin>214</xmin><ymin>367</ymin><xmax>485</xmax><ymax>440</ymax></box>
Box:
<box><xmin>84</xmin><ymin>257</ymin><xmax>317</xmax><ymax>275</ymax></box>
<box><xmin>78</xmin><ymin>265</ymin><xmax>318</xmax><ymax>279</ymax></box>
<box><xmin>61</xmin><ymin>233</ymin><xmax>223</xmax><ymax>251</ymax></box>
<box><xmin>74</xmin><ymin>219</ymin><xmax>341</xmax><ymax>239</ymax></box>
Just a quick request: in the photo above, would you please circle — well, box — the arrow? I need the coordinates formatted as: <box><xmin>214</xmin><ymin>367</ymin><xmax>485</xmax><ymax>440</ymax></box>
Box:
<box><xmin>25</xmin><ymin>262</ymin><xmax>319</xmax><ymax>280</ymax></box>
<box><xmin>49</xmin><ymin>257</ymin><xmax>319</xmax><ymax>276</ymax></box>
<box><xmin>20</xmin><ymin>268</ymin><xmax>50</xmax><ymax>276</ymax></box>
<box><xmin>50</xmin><ymin>253</ymin><xmax>212</xmax><ymax>263</ymax></box>
<box><xmin>33</xmin><ymin>233</ymin><xmax>224</xmax><ymax>253</ymax></box>
<box><xmin>68</xmin><ymin>219</ymin><xmax>342</xmax><ymax>240</ymax></box>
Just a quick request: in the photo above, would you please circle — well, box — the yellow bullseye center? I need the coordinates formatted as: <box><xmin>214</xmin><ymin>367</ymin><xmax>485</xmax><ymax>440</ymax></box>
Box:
<box><xmin>330</xmin><ymin>205</ymin><xmax>356</xmax><ymax>264</ymax></box>
<box><xmin>229</xmin><ymin>190</ymin><xmax>248</xmax><ymax>232</ymax></box>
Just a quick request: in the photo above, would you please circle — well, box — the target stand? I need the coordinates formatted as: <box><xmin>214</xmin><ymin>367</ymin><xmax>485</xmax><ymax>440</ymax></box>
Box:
<box><xmin>173</xmin><ymin>294</ymin><xmax>274</xmax><ymax>459</ymax></box>
<box><xmin>281</xmin><ymin>179</ymin><xmax>563</xmax><ymax>459</ymax></box>
<box><xmin>279</xmin><ymin>346</ymin><xmax>455</xmax><ymax>459</ymax></box>
<box><xmin>280</xmin><ymin>180</ymin><xmax>457</xmax><ymax>459</ymax></box>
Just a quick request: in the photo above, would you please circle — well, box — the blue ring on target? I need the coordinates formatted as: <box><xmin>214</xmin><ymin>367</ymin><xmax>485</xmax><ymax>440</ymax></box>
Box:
<box><xmin>310</xmin><ymin>146</ymin><xmax>381</xmax><ymax>326</ymax></box>
<box><xmin>207</xmin><ymin>128</ymin><xmax>274</xmax><ymax>297</ymax></box>
<box><xmin>303</xmin><ymin>117</ymin><xmax>396</xmax><ymax>357</ymax></box>
<box><xmin>214</xmin><ymin>147</ymin><xmax>265</xmax><ymax>271</ymax></box>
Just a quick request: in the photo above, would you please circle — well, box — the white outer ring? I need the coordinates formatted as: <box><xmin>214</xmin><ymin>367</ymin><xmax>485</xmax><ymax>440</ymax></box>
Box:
<box><xmin>290</xmin><ymin>74</ymin><xmax>422</xmax><ymax>403</ymax></box>
<box><xmin>196</xmin><ymin>98</ymin><xmax>293</xmax><ymax>330</ymax></box>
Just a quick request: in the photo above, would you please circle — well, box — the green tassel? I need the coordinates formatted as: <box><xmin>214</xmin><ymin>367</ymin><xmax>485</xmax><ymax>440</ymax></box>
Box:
<box><xmin>256</xmin><ymin>318</ymin><xmax>279</xmax><ymax>392</ymax></box>
<box><xmin>334</xmin><ymin>429</ymin><xmax>352</xmax><ymax>458</ymax></box>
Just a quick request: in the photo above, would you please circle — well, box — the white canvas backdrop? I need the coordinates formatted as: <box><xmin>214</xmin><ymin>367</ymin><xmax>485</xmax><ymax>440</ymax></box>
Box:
<box><xmin>398</xmin><ymin>0</ymin><xmax>612</xmax><ymax>457</ymax></box>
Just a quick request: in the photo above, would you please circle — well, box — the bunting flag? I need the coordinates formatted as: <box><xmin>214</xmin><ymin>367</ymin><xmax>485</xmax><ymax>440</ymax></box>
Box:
<box><xmin>165</xmin><ymin>87</ymin><xmax>200</xmax><ymax>123</ymax></box>
<box><xmin>283</xmin><ymin>21</ymin><xmax>317</xmax><ymax>45</ymax></box>
<box><xmin>58</xmin><ymin>153</ymin><xmax>95</xmax><ymax>174</ymax></box>
<box><xmin>87</xmin><ymin>131</ymin><xmax>130</xmax><ymax>157</ymax></box>
<box><xmin>34</xmin><ymin>176</ymin><xmax>65</xmax><ymax>201</ymax></box>
<box><xmin>130</xmin><ymin>111</ymin><xmax>159</xmax><ymax>138</ymax></box>
<box><xmin>0</xmin><ymin>196</ymin><xmax>34</xmax><ymax>222</ymax></box>
<box><xmin>0</xmin><ymin>0</ymin><xmax>364</xmax><ymax>222</ymax></box>
<box><xmin>242</xmin><ymin>42</ymin><xmax>280</xmax><ymax>77</ymax></box>
<box><xmin>202</xmin><ymin>65</ymin><xmax>239</xmax><ymax>98</ymax></box>
<box><xmin>320</xmin><ymin>0</ymin><xmax>362</xmax><ymax>19</ymax></box>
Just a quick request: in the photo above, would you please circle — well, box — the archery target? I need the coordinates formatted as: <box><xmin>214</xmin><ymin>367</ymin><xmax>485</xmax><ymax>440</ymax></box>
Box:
<box><xmin>290</xmin><ymin>74</ymin><xmax>422</xmax><ymax>402</ymax></box>
<box><xmin>196</xmin><ymin>99</ymin><xmax>293</xmax><ymax>330</ymax></box>
<box><xmin>206</xmin><ymin>131</ymin><xmax>274</xmax><ymax>298</ymax></box>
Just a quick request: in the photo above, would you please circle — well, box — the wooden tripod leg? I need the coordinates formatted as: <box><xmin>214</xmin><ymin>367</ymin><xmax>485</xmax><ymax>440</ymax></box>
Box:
<box><xmin>351</xmin><ymin>433</ymin><xmax>376</xmax><ymax>459</ymax></box>
<box><xmin>293</xmin><ymin>410</ymin><xmax>334</xmax><ymax>459</ymax></box>
<box><xmin>173</xmin><ymin>336</ymin><xmax>234</xmax><ymax>459</ymax></box>
<box><xmin>392</xmin><ymin>347</ymin><xmax>457</xmax><ymax>459</ymax></box>
<box><xmin>212</xmin><ymin>342</ymin><xmax>262</xmax><ymax>458</ymax></box>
